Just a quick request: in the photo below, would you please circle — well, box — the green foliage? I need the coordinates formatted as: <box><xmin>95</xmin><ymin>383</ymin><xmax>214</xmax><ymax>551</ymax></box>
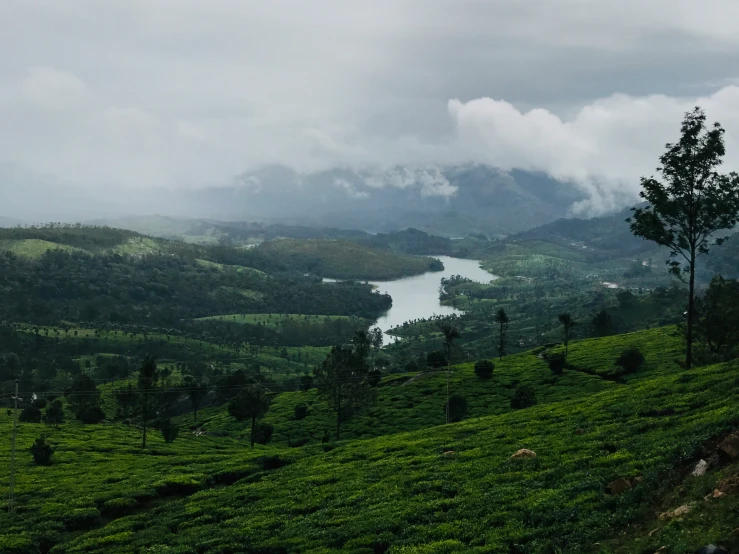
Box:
<box><xmin>19</xmin><ymin>406</ymin><xmax>41</xmax><ymax>423</ymax></box>
<box><xmin>77</xmin><ymin>406</ymin><xmax>105</xmax><ymax>424</ymax></box>
<box><xmin>29</xmin><ymin>435</ymin><xmax>54</xmax><ymax>466</ymax></box>
<box><xmin>615</xmin><ymin>347</ymin><xmax>646</xmax><ymax>375</ymax></box>
<box><xmin>294</xmin><ymin>403</ymin><xmax>308</xmax><ymax>420</ymax></box>
<box><xmin>253</xmin><ymin>423</ymin><xmax>274</xmax><ymax>445</ymax></box>
<box><xmin>43</xmin><ymin>400</ymin><xmax>64</xmax><ymax>427</ymax></box>
<box><xmin>695</xmin><ymin>275</ymin><xmax>739</xmax><ymax>361</ymax></box>
<box><xmin>510</xmin><ymin>384</ymin><xmax>537</xmax><ymax>409</ymax></box>
<box><xmin>473</xmin><ymin>359</ymin><xmax>494</xmax><ymax>379</ymax></box>
<box><xmin>558</xmin><ymin>313</ymin><xmax>576</xmax><ymax>357</ymax></box>
<box><xmin>426</xmin><ymin>350</ymin><xmax>447</xmax><ymax>369</ymax></box>
<box><xmin>445</xmin><ymin>394</ymin><xmax>467</xmax><ymax>422</ymax></box>
<box><xmin>591</xmin><ymin>308</ymin><xmax>615</xmax><ymax>337</ymax></box>
<box><xmin>547</xmin><ymin>353</ymin><xmax>567</xmax><ymax>375</ymax></box>
<box><xmin>494</xmin><ymin>307</ymin><xmax>510</xmax><ymax>359</ymax></box>
<box><xmin>159</xmin><ymin>419</ymin><xmax>179</xmax><ymax>444</ymax></box>
<box><xmin>629</xmin><ymin>107</ymin><xmax>739</xmax><ymax>369</ymax></box>
<box><xmin>228</xmin><ymin>385</ymin><xmax>271</xmax><ymax>447</ymax></box>
<box><xmin>254</xmin><ymin>238</ymin><xmax>443</xmax><ymax>280</ymax></box>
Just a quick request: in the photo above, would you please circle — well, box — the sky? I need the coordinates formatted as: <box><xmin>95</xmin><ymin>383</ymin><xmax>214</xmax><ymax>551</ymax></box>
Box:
<box><xmin>2</xmin><ymin>0</ymin><xmax>739</xmax><ymax>212</ymax></box>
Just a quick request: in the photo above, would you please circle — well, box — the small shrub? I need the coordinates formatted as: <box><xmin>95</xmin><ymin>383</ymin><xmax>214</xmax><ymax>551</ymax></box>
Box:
<box><xmin>510</xmin><ymin>385</ymin><xmax>537</xmax><ymax>409</ymax></box>
<box><xmin>426</xmin><ymin>350</ymin><xmax>447</xmax><ymax>369</ymax></box>
<box><xmin>43</xmin><ymin>400</ymin><xmax>64</xmax><ymax>427</ymax></box>
<box><xmin>19</xmin><ymin>406</ymin><xmax>42</xmax><ymax>423</ymax></box>
<box><xmin>294</xmin><ymin>403</ymin><xmax>309</xmax><ymax>420</ymax></box>
<box><xmin>321</xmin><ymin>430</ymin><xmax>331</xmax><ymax>443</ymax></box>
<box><xmin>253</xmin><ymin>423</ymin><xmax>274</xmax><ymax>445</ymax></box>
<box><xmin>445</xmin><ymin>395</ymin><xmax>468</xmax><ymax>422</ymax></box>
<box><xmin>474</xmin><ymin>360</ymin><xmax>495</xmax><ymax>379</ymax></box>
<box><xmin>288</xmin><ymin>437</ymin><xmax>310</xmax><ymax>448</ymax></box>
<box><xmin>160</xmin><ymin>419</ymin><xmax>179</xmax><ymax>443</ymax></box>
<box><xmin>32</xmin><ymin>398</ymin><xmax>47</xmax><ymax>410</ymax></box>
<box><xmin>77</xmin><ymin>406</ymin><xmax>105</xmax><ymax>424</ymax></box>
<box><xmin>548</xmin><ymin>353</ymin><xmax>567</xmax><ymax>375</ymax></box>
<box><xmin>29</xmin><ymin>436</ymin><xmax>54</xmax><ymax>466</ymax></box>
<box><xmin>615</xmin><ymin>347</ymin><xmax>645</xmax><ymax>374</ymax></box>
<box><xmin>300</xmin><ymin>375</ymin><xmax>314</xmax><ymax>391</ymax></box>
<box><xmin>367</xmin><ymin>369</ymin><xmax>382</xmax><ymax>387</ymax></box>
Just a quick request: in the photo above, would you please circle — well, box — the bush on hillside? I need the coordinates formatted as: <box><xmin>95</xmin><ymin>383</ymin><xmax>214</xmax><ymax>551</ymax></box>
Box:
<box><xmin>77</xmin><ymin>406</ymin><xmax>105</xmax><ymax>424</ymax></box>
<box><xmin>427</xmin><ymin>350</ymin><xmax>447</xmax><ymax>369</ymax></box>
<box><xmin>253</xmin><ymin>423</ymin><xmax>274</xmax><ymax>445</ymax></box>
<box><xmin>510</xmin><ymin>385</ymin><xmax>537</xmax><ymax>409</ymax></box>
<box><xmin>474</xmin><ymin>360</ymin><xmax>495</xmax><ymax>379</ymax></box>
<box><xmin>548</xmin><ymin>353</ymin><xmax>567</xmax><ymax>375</ymax></box>
<box><xmin>294</xmin><ymin>403</ymin><xmax>308</xmax><ymax>420</ymax></box>
<box><xmin>445</xmin><ymin>395</ymin><xmax>468</xmax><ymax>423</ymax></box>
<box><xmin>29</xmin><ymin>435</ymin><xmax>54</xmax><ymax>466</ymax></box>
<box><xmin>300</xmin><ymin>375</ymin><xmax>314</xmax><ymax>391</ymax></box>
<box><xmin>160</xmin><ymin>419</ymin><xmax>179</xmax><ymax>443</ymax></box>
<box><xmin>367</xmin><ymin>369</ymin><xmax>382</xmax><ymax>387</ymax></box>
<box><xmin>43</xmin><ymin>400</ymin><xmax>64</xmax><ymax>427</ymax></box>
<box><xmin>19</xmin><ymin>406</ymin><xmax>42</xmax><ymax>423</ymax></box>
<box><xmin>615</xmin><ymin>347</ymin><xmax>645</xmax><ymax>374</ymax></box>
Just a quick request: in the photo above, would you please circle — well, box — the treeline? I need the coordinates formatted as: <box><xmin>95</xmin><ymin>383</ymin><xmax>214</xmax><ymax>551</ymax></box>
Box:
<box><xmin>0</xmin><ymin>249</ymin><xmax>391</xmax><ymax>327</ymax></box>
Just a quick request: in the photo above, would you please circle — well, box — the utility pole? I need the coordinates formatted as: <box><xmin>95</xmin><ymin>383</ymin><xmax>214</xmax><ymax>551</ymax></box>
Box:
<box><xmin>9</xmin><ymin>379</ymin><xmax>18</xmax><ymax>514</ymax></box>
<box><xmin>445</xmin><ymin>363</ymin><xmax>450</xmax><ymax>424</ymax></box>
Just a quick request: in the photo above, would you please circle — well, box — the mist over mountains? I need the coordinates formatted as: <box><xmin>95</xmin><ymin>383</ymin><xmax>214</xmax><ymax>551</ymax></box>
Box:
<box><xmin>1</xmin><ymin>162</ymin><xmax>598</xmax><ymax>236</ymax></box>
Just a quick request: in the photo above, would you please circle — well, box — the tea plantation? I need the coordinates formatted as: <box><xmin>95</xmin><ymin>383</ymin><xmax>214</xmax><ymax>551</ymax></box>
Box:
<box><xmin>3</xmin><ymin>327</ymin><xmax>739</xmax><ymax>553</ymax></box>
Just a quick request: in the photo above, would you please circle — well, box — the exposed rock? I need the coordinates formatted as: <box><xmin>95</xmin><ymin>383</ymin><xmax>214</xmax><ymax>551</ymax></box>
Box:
<box><xmin>632</xmin><ymin>476</ymin><xmax>644</xmax><ymax>485</ymax></box>
<box><xmin>443</xmin><ymin>451</ymin><xmax>455</xmax><ymax>456</ymax></box>
<box><xmin>654</xmin><ymin>547</ymin><xmax>666</xmax><ymax>553</ymax></box>
<box><xmin>705</xmin><ymin>488</ymin><xmax>725</xmax><ymax>502</ymax></box>
<box><xmin>511</xmin><ymin>449</ymin><xmax>537</xmax><ymax>459</ymax></box>
<box><xmin>717</xmin><ymin>475</ymin><xmax>739</xmax><ymax>494</ymax></box>
<box><xmin>647</xmin><ymin>528</ymin><xmax>659</xmax><ymax>537</ymax></box>
<box><xmin>695</xmin><ymin>546</ymin><xmax>729</xmax><ymax>554</ymax></box>
<box><xmin>658</xmin><ymin>504</ymin><xmax>692</xmax><ymax>521</ymax></box>
<box><xmin>718</xmin><ymin>433</ymin><xmax>739</xmax><ymax>459</ymax></box>
<box><xmin>606</xmin><ymin>478</ymin><xmax>633</xmax><ymax>495</ymax></box>
<box><xmin>692</xmin><ymin>459</ymin><xmax>709</xmax><ymax>477</ymax></box>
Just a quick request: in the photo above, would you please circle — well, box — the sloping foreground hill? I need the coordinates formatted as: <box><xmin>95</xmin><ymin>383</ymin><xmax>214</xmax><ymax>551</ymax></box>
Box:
<box><xmin>192</xmin><ymin>327</ymin><xmax>682</xmax><ymax>447</ymax></box>
<box><xmin>3</xmin><ymin>331</ymin><xmax>739</xmax><ymax>552</ymax></box>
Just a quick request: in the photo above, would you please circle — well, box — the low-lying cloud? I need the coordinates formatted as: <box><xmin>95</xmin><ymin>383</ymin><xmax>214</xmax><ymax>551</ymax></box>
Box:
<box><xmin>3</xmin><ymin>1</ymin><xmax>739</xmax><ymax>217</ymax></box>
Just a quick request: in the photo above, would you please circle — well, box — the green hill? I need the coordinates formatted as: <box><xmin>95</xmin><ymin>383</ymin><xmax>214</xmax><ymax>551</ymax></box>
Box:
<box><xmin>254</xmin><ymin>238</ymin><xmax>443</xmax><ymax>280</ymax></box>
<box><xmin>4</xmin><ymin>328</ymin><xmax>739</xmax><ymax>553</ymax></box>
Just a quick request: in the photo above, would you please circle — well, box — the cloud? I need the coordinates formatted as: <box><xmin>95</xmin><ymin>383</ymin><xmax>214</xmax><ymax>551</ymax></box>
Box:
<box><xmin>2</xmin><ymin>0</ymin><xmax>739</xmax><ymax>215</ymax></box>
<box><xmin>446</xmin><ymin>87</ymin><xmax>739</xmax><ymax>213</ymax></box>
<box><xmin>332</xmin><ymin>178</ymin><xmax>369</xmax><ymax>199</ymax></box>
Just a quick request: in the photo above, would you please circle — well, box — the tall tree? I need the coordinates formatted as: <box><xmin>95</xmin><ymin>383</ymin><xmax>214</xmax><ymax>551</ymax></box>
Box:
<box><xmin>138</xmin><ymin>356</ymin><xmax>159</xmax><ymax>448</ymax></box>
<box><xmin>558</xmin><ymin>313</ymin><xmax>576</xmax><ymax>358</ymax></box>
<box><xmin>227</xmin><ymin>384</ymin><xmax>270</xmax><ymax>447</ymax></box>
<box><xmin>439</xmin><ymin>322</ymin><xmax>460</xmax><ymax>424</ymax></box>
<box><xmin>494</xmin><ymin>308</ymin><xmax>510</xmax><ymax>360</ymax></box>
<box><xmin>315</xmin><ymin>342</ymin><xmax>371</xmax><ymax>440</ymax></box>
<box><xmin>694</xmin><ymin>275</ymin><xmax>739</xmax><ymax>360</ymax></box>
<box><xmin>591</xmin><ymin>309</ymin><xmax>614</xmax><ymax>338</ymax></box>
<box><xmin>183</xmin><ymin>376</ymin><xmax>208</xmax><ymax>422</ymax></box>
<box><xmin>628</xmin><ymin>107</ymin><xmax>739</xmax><ymax>369</ymax></box>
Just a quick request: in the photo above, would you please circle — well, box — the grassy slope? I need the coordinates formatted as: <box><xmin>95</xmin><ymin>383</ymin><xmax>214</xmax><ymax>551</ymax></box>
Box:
<box><xmin>0</xmin><ymin>239</ymin><xmax>86</xmax><ymax>258</ymax></box>
<box><xmin>255</xmin><ymin>238</ymin><xmax>440</xmax><ymax>280</ymax></box>
<box><xmin>4</xmin><ymin>328</ymin><xmax>738</xmax><ymax>553</ymax></box>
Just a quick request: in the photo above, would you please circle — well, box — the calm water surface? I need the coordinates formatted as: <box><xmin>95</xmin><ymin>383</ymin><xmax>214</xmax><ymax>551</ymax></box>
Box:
<box><xmin>368</xmin><ymin>256</ymin><xmax>498</xmax><ymax>337</ymax></box>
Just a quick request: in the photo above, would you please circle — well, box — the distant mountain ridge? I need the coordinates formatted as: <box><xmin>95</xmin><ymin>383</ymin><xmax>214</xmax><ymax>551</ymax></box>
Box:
<box><xmin>1</xmin><ymin>162</ymin><xmax>590</xmax><ymax>237</ymax></box>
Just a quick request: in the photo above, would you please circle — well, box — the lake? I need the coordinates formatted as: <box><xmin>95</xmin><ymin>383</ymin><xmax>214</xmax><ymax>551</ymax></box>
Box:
<box><xmin>368</xmin><ymin>256</ymin><xmax>498</xmax><ymax>339</ymax></box>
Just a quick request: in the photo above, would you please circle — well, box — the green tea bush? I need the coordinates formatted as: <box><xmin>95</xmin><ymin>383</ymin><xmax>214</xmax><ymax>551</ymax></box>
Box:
<box><xmin>19</xmin><ymin>406</ymin><xmax>42</xmax><ymax>423</ymax></box>
<box><xmin>474</xmin><ymin>359</ymin><xmax>495</xmax><ymax>379</ymax></box>
<box><xmin>445</xmin><ymin>395</ymin><xmax>468</xmax><ymax>422</ymax></box>
<box><xmin>43</xmin><ymin>400</ymin><xmax>64</xmax><ymax>427</ymax></box>
<box><xmin>77</xmin><ymin>406</ymin><xmax>105</xmax><ymax>424</ymax></box>
<box><xmin>367</xmin><ymin>369</ymin><xmax>382</xmax><ymax>387</ymax></box>
<box><xmin>253</xmin><ymin>423</ymin><xmax>274</xmax><ymax>445</ymax></box>
<box><xmin>294</xmin><ymin>403</ymin><xmax>308</xmax><ymax>420</ymax></box>
<box><xmin>510</xmin><ymin>384</ymin><xmax>537</xmax><ymax>409</ymax></box>
<box><xmin>160</xmin><ymin>419</ymin><xmax>180</xmax><ymax>443</ymax></box>
<box><xmin>548</xmin><ymin>353</ymin><xmax>567</xmax><ymax>375</ymax></box>
<box><xmin>615</xmin><ymin>347</ymin><xmax>645</xmax><ymax>374</ymax></box>
<box><xmin>29</xmin><ymin>435</ymin><xmax>54</xmax><ymax>465</ymax></box>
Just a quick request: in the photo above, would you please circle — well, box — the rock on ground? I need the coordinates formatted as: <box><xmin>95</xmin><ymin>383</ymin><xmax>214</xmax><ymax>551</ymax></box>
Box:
<box><xmin>511</xmin><ymin>449</ymin><xmax>536</xmax><ymax>459</ymax></box>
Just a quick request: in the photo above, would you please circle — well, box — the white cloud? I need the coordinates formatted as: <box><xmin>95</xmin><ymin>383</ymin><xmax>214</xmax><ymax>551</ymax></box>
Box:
<box><xmin>447</xmin><ymin>87</ymin><xmax>739</xmax><ymax>213</ymax></box>
<box><xmin>1</xmin><ymin>0</ymin><xmax>739</xmax><ymax>215</ymax></box>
